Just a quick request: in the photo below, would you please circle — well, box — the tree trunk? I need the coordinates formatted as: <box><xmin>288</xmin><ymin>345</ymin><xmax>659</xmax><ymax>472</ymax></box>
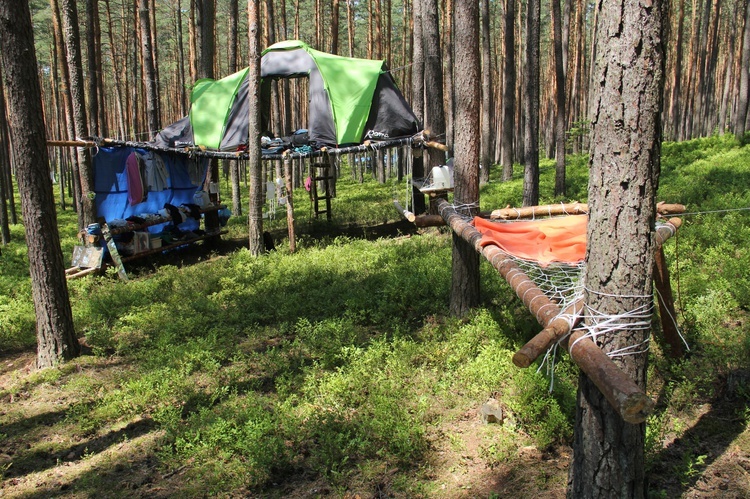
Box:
<box><xmin>195</xmin><ymin>0</ymin><xmax>215</xmax><ymax>79</ymax></box>
<box><xmin>568</xmin><ymin>0</ymin><xmax>663</xmax><ymax>492</ymax></box>
<box><xmin>666</xmin><ymin>0</ymin><xmax>684</xmax><ymax>140</ymax></box>
<box><xmin>479</xmin><ymin>0</ymin><xmax>492</xmax><ymax>184</ymax></box>
<box><xmin>552</xmin><ymin>0</ymin><xmax>566</xmax><ymax>196</ymax></box>
<box><xmin>736</xmin><ymin>0</ymin><xmax>750</xmax><ymax>140</ymax></box>
<box><xmin>174</xmin><ymin>0</ymin><xmax>188</xmax><ymax>116</ymax></box>
<box><xmin>138</xmin><ymin>0</ymin><xmax>159</xmax><ymax>138</ymax></box>
<box><xmin>0</xmin><ymin>71</ymin><xmax>11</xmax><ymax>245</ymax></box>
<box><xmin>85</xmin><ymin>0</ymin><xmax>101</xmax><ymax>137</ymax></box>
<box><xmin>0</xmin><ymin>0</ymin><xmax>80</xmax><ymax>368</ymax></box>
<box><xmin>347</xmin><ymin>0</ymin><xmax>355</xmax><ymax>56</ymax></box>
<box><xmin>148</xmin><ymin>0</ymin><xmax>161</xmax><ymax>125</ymax></box>
<box><xmin>411</xmin><ymin>0</ymin><xmax>426</xmax><ymax>214</ymax></box>
<box><xmin>226</xmin><ymin>0</ymin><xmax>242</xmax><ymax>216</ymax></box>
<box><xmin>50</xmin><ymin>0</ymin><xmax>80</xmax><ymax>215</ymax></box>
<box><xmin>449</xmin><ymin>0</ymin><xmax>480</xmax><ymax>318</ymax></box>
<box><xmin>248</xmin><ymin>0</ymin><xmax>264</xmax><ymax>256</ymax></box>
<box><xmin>60</xmin><ymin>0</ymin><xmax>96</xmax><ymax>229</ymax></box>
<box><xmin>423</xmin><ymin>0</ymin><xmax>446</xmax><ymax>172</ymax></box>
<box><xmin>523</xmin><ymin>0</ymin><xmax>540</xmax><ymax>206</ymax></box>
<box><xmin>104</xmin><ymin>0</ymin><xmax>127</xmax><ymax>138</ymax></box>
<box><xmin>501</xmin><ymin>0</ymin><xmax>515</xmax><ymax>181</ymax></box>
<box><xmin>443</xmin><ymin>0</ymin><xmax>454</xmax><ymax>152</ymax></box>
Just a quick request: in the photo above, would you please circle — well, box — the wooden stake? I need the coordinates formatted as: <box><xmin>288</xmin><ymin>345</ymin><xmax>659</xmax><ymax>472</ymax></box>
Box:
<box><xmin>283</xmin><ymin>154</ymin><xmax>296</xmax><ymax>253</ymax></box>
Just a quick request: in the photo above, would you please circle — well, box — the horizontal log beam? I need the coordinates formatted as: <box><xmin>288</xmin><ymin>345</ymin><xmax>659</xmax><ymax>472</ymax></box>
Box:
<box><xmin>490</xmin><ymin>202</ymin><xmax>686</xmax><ymax>220</ymax></box>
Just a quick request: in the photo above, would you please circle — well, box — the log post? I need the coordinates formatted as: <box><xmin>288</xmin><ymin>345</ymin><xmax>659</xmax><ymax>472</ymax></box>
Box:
<box><xmin>283</xmin><ymin>153</ymin><xmax>296</xmax><ymax>253</ymax></box>
<box><xmin>653</xmin><ymin>217</ymin><xmax>684</xmax><ymax>358</ymax></box>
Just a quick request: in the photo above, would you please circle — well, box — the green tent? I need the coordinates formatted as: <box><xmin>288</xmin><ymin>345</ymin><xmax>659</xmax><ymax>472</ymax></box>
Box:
<box><xmin>155</xmin><ymin>40</ymin><xmax>420</xmax><ymax>151</ymax></box>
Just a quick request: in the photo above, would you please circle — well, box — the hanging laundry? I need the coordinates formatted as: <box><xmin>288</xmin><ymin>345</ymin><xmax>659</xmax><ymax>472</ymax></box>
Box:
<box><xmin>125</xmin><ymin>152</ymin><xmax>146</xmax><ymax>206</ymax></box>
<box><xmin>143</xmin><ymin>151</ymin><xmax>169</xmax><ymax>191</ymax></box>
<box><xmin>187</xmin><ymin>158</ymin><xmax>204</xmax><ymax>186</ymax></box>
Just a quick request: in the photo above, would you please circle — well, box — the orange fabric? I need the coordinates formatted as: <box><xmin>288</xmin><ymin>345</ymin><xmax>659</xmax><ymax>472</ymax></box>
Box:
<box><xmin>473</xmin><ymin>215</ymin><xmax>587</xmax><ymax>266</ymax></box>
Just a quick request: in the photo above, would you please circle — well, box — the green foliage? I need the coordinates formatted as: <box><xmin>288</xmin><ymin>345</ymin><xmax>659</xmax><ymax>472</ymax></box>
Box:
<box><xmin>3</xmin><ymin>134</ymin><xmax>750</xmax><ymax>494</ymax></box>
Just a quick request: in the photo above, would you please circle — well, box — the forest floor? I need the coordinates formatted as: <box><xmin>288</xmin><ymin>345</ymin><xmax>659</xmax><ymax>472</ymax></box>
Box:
<box><xmin>2</xmin><ymin>215</ymin><xmax>749</xmax><ymax>497</ymax></box>
<box><xmin>0</xmin><ymin>345</ymin><xmax>748</xmax><ymax>498</ymax></box>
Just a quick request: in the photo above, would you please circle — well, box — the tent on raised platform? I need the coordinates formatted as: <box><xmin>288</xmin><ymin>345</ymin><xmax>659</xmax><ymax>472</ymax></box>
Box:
<box><xmin>153</xmin><ymin>40</ymin><xmax>420</xmax><ymax>152</ymax></box>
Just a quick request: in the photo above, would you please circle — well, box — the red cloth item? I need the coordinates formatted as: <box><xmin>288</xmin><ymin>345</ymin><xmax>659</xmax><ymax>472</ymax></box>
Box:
<box><xmin>473</xmin><ymin>214</ymin><xmax>588</xmax><ymax>266</ymax></box>
<box><xmin>125</xmin><ymin>152</ymin><xmax>145</xmax><ymax>206</ymax></box>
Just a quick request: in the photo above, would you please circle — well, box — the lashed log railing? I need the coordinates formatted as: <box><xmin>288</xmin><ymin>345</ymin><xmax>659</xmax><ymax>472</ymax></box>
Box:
<box><xmin>435</xmin><ymin>198</ymin><xmax>671</xmax><ymax>424</ymax></box>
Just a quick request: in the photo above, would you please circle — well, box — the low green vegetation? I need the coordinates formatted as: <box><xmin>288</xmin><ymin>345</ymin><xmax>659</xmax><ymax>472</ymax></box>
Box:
<box><xmin>1</xmin><ymin>134</ymin><xmax>749</xmax><ymax>496</ymax></box>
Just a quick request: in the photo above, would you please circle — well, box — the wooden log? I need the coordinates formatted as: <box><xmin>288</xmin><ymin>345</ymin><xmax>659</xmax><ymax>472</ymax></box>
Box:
<box><xmin>423</xmin><ymin>140</ymin><xmax>450</xmax><ymax>152</ymax></box>
<box><xmin>47</xmin><ymin>139</ymin><xmax>97</xmax><ymax>148</ymax></box>
<box><xmin>283</xmin><ymin>155</ymin><xmax>296</xmax><ymax>253</ymax></box>
<box><xmin>491</xmin><ymin>202</ymin><xmax>589</xmax><ymax>220</ymax></box>
<box><xmin>436</xmin><ymin>198</ymin><xmax>654</xmax><ymax>423</ymax></box>
<box><xmin>653</xmin><ymin>247</ymin><xmax>684</xmax><ymax>358</ymax></box>
<box><xmin>393</xmin><ymin>200</ymin><xmax>416</xmax><ymax>222</ymax></box>
<box><xmin>490</xmin><ymin>202</ymin><xmax>686</xmax><ymax>220</ymax></box>
<box><xmin>562</xmin><ymin>330</ymin><xmax>655</xmax><ymax>424</ymax></box>
<box><xmin>655</xmin><ymin>217</ymin><xmax>682</xmax><ymax>247</ymax></box>
<box><xmin>413</xmin><ymin>214</ymin><xmax>445</xmax><ymax>227</ymax></box>
<box><xmin>513</xmin><ymin>217</ymin><xmax>683</xmax><ymax>367</ymax></box>
<box><xmin>513</xmin><ymin>299</ymin><xmax>584</xmax><ymax>368</ymax></box>
<box><xmin>65</xmin><ymin>266</ymin><xmax>100</xmax><ymax>279</ymax></box>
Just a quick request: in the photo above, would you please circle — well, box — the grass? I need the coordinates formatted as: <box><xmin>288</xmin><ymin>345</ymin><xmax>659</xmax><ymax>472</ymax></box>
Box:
<box><xmin>1</xmin><ymin>135</ymin><xmax>749</xmax><ymax>497</ymax></box>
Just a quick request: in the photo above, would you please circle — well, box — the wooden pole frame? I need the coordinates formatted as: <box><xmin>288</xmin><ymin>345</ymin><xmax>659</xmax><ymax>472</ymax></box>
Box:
<box><xmin>436</xmin><ymin>198</ymin><xmax>659</xmax><ymax>423</ymax></box>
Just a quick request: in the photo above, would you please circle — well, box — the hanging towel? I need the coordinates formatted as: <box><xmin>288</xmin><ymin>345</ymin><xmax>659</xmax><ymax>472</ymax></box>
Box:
<box><xmin>125</xmin><ymin>152</ymin><xmax>146</xmax><ymax>206</ymax></box>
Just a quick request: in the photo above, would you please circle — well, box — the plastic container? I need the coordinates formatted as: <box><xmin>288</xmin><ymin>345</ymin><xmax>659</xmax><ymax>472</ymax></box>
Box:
<box><xmin>431</xmin><ymin>165</ymin><xmax>454</xmax><ymax>189</ymax></box>
<box><xmin>150</xmin><ymin>237</ymin><xmax>163</xmax><ymax>249</ymax></box>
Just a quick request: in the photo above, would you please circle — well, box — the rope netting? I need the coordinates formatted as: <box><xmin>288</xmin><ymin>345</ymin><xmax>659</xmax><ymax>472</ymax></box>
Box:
<box><xmin>450</xmin><ymin>207</ymin><xmax>689</xmax><ymax>387</ymax></box>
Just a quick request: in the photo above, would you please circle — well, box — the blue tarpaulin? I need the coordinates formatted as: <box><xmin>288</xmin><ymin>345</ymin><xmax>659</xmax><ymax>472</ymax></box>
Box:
<box><xmin>92</xmin><ymin>147</ymin><xmax>208</xmax><ymax>232</ymax></box>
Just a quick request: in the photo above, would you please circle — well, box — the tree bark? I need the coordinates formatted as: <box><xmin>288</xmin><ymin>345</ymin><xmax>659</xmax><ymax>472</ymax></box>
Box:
<box><xmin>60</xmin><ymin>0</ymin><xmax>96</xmax><ymax>228</ymax></box>
<box><xmin>479</xmin><ymin>0</ymin><xmax>492</xmax><ymax>185</ymax></box>
<box><xmin>449</xmin><ymin>0</ymin><xmax>480</xmax><ymax>317</ymax></box>
<box><xmin>0</xmin><ymin>70</ymin><xmax>11</xmax><ymax>245</ymax></box>
<box><xmin>0</xmin><ymin>0</ymin><xmax>80</xmax><ymax>368</ymax></box>
<box><xmin>523</xmin><ymin>0</ymin><xmax>540</xmax><ymax>206</ymax></box>
<box><xmin>443</xmin><ymin>0</ymin><xmax>454</xmax><ymax>152</ymax></box>
<box><xmin>85</xmin><ymin>0</ymin><xmax>101</xmax><ymax>136</ymax></box>
<box><xmin>552</xmin><ymin>0</ymin><xmax>566</xmax><ymax>196</ymax></box>
<box><xmin>736</xmin><ymin>0</ymin><xmax>750</xmax><ymax>140</ymax></box>
<box><xmin>501</xmin><ymin>0</ymin><xmax>515</xmax><ymax>181</ymax></box>
<box><xmin>138</xmin><ymin>0</ymin><xmax>159</xmax><ymax>138</ymax></box>
<box><xmin>569</xmin><ymin>0</ymin><xmax>663</xmax><ymax>492</ymax></box>
<box><xmin>411</xmin><ymin>0</ymin><xmax>426</xmax><ymax>215</ymax></box>
<box><xmin>666</xmin><ymin>0</ymin><xmax>684</xmax><ymax>140</ymax></box>
<box><xmin>50</xmin><ymin>0</ymin><xmax>80</xmax><ymax>216</ymax></box>
<box><xmin>347</xmin><ymin>0</ymin><xmax>355</xmax><ymax>56</ymax></box>
<box><xmin>423</xmin><ymin>0</ymin><xmax>445</xmax><ymax>173</ymax></box>
<box><xmin>248</xmin><ymin>0</ymin><xmax>264</xmax><ymax>256</ymax></box>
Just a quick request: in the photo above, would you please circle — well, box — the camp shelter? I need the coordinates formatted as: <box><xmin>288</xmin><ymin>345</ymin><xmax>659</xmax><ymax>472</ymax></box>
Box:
<box><xmin>153</xmin><ymin>40</ymin><xmax>420</xmax><ymax>151</ymax></box>
<box><xmin>92</xmin><ymin>147</ymin><xmax>208</xmax><ymax>233</ymax></box>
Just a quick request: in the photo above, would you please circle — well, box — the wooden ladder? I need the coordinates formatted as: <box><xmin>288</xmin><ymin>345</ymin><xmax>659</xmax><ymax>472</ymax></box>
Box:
<box><xmin>311</xmin><ymin>161</ymin><xmax>333</xmax><ymax>220</ymax></box>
